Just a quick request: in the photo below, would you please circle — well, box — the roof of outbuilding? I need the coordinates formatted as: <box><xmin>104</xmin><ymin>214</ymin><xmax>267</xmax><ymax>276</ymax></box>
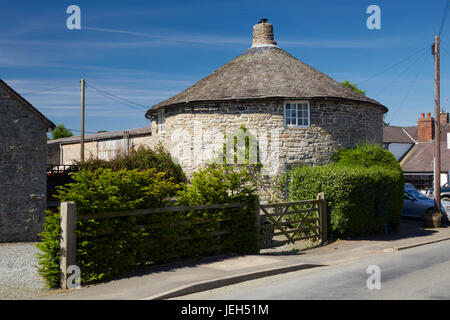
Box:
<box><xmin>0</xmin><ymin>79</ymin><xmax>55</xmax><ymax>130</ymax></box>
<box><xmin>146</xmin><ymin>46</ymin><xmax>387</xmax><ymax>116</ymax></box>
<box><xmin>383</xmin><ymin>125</ymin><xmax>418</xmax><ymax>144</ymax></box>
<box><xmin>47</xmin><ymin>126</ymin><xmax>152</xmax><ymax>145</ymax></box>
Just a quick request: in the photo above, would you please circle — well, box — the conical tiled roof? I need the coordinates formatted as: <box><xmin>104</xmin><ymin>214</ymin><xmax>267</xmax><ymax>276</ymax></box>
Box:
<box><xmin>146</xmin><ymin>23</ymin><xmax>387</xmax><ymax>115</ymax></box>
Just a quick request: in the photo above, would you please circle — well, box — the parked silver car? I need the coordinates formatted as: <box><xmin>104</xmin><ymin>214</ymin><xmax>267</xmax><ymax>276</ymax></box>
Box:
<box><xmin>403</xmin><ymin>186</ymin><xmax>448</xmax><ymax>223</ymax></box>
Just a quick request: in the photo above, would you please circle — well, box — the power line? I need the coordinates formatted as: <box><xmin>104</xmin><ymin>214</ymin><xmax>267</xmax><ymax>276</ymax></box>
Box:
<box><xmin>441</xmin><ymin>43</ymin><xmax>450</xmax><ymax>57</ymax></box>
<box><xmin>438</xmin><ymin>0</ymin><xmax>450</xmax><ymax>36</ymax></box>
<box><xmin>374</xmin><ymin>49</ymin><xmax>428</xmax><ymax>97</ymax></box>
<box><xmin>22</xmin><ymin>83</ymin><xmax>77</xmax><ymax>95</ymax></box>
<box><xmin>358</xmin><ymin>45</ymin><xmax>428</xmax><ymax>85</ymax></box>
<box><xmin>85</xmin><ymin>82</ymin><xmax>148</xmax><ymax>110</ymax></box>
<box><xmin>86</xmin><ymin>86</ymin><xmax>145</xmax><ymax>111</ymax></box>
<box><xmin>388</xmin><ymin>52</ymin><xmax>429</xmax><ymax>124</ymax></box>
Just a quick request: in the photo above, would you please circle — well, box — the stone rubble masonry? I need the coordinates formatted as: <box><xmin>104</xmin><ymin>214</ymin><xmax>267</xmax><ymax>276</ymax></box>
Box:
<box><xmin>252</xmin><ymin>22</ymin><xmax>277</xmax><ymax>47</ymax></box>
<box><xmin>0</xmin><ymin>87</ymin><xmax>48</xmax><ymax>242</ymax></box>
<box><xmin>148</xmin><ymin>99</ymin><xmax>384</xmax><ymax>178</ymax></box>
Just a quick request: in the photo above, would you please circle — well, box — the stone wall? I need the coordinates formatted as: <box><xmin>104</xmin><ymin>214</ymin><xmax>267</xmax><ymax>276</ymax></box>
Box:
<box><xmin>148</xmin><ymin>99</ymin><xmax>385</xmax><ymax>178</ymax></box>
<box><xmin>0</xmin><ymin>89</ymin><xmax>49</xmax><ymax>242</ymax></box>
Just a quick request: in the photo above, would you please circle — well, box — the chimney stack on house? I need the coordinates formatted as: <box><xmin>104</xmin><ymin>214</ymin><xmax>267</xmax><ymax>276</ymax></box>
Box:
<box><xmin>440</xmin><ymin>112</ymin><xmax>449</xmax><ymax>124</ymax></box>
<box><xmin>252</xmin><ymin>19</ymin><xmax>277</xmax><ymax>47</ymax></box>
<box><xmin>417</xmin><ymin>112</ymin><xmax>435</xmax><ymax>142</ymax></box>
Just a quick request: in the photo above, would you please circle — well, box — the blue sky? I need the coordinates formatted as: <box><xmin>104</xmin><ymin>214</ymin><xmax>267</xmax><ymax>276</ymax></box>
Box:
<box><xmin>1</xmin><ymin>0</ymin><xmax>449</xmax><ymax>133</ymax></box>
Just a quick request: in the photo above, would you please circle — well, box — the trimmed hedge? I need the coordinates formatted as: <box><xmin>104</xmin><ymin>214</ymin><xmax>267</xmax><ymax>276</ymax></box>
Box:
<box><xmin>285</xmin><ymin>144</ymin><xmax>405</xmax><ymax>238</ymax></box>
<box><xmin>287</xmin><ymin>165</ymin><xmax>404</xmax><ymax>237</ymax></box>
<box><xmin>36</xmin><ymin>165</ymin><xmax>258</xmax><ymax>288</ymax></box>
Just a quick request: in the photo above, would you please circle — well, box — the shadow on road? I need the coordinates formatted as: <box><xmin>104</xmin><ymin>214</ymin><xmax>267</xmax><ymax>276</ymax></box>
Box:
<box><xmin>350</xmin><ymin>218</ymin><xmax>447</xmax><ymax>242</ymax></box>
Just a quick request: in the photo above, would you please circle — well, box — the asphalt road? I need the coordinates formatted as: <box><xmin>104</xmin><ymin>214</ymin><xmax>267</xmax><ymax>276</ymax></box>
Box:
<box><xmin>175</xmin><ymin>239</ymin><xmax>450</xmax><ymax>300</ymax></box>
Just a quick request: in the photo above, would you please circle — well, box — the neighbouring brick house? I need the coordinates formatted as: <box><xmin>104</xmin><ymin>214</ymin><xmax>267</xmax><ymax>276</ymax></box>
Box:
<box><xmin>0</xmin><ymin>79</ymin><xmax>55</xmax><ymax>242</ymax></box>
<box><xmin>383</xmin><ymin>112</ymin><xmax>450</xmax><ymax>189</ymax></box>
<box><xmin>144</xmin><ymin>20</ymin><xmax>388</xmax><ymax>177</ymax></box>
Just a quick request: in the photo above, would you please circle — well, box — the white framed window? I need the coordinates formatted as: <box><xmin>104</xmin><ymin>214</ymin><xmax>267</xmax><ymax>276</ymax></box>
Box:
<box><xmin>157</xmin><ymin>109</ymin><xmax>165</xmax><ymax>133</ymax></box>
<box><xmin>284</xmin><ymin>101</ymin><xmax>310</xmax><ymax>127</ymax></box>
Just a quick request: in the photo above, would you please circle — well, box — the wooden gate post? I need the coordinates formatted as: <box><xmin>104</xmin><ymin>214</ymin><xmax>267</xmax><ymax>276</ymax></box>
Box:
<box><xmin>317</xmin><ymin>193</ymin><xmax>328</xmax><ymax>245</ymax></box>
<box><xmin>255</xmin><ymin>197</ymin><xmax>261</xmax><ymax>251</ymax></box>
<box><xmin>60</xmin><ymin>201</ymin><xmax>76</xmax><ymax>289</ymax></box>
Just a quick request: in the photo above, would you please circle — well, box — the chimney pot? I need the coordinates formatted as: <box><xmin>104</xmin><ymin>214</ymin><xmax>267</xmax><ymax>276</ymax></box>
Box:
<box><xmin>427</xmin><ymin>112</ymin><xmax>431</xmax><ymax>118</ymax></box>
<box><xmin>421</xmin><ymin>113</ymin><xmax>425</xmax><ymax>118</ymax></box>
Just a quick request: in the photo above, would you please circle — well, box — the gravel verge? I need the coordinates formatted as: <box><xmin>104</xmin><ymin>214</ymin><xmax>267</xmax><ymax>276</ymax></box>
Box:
<box><xmin>0</xmin><ymin>242</ymin><xmax>47</xmax><ymax>299</ymax></box>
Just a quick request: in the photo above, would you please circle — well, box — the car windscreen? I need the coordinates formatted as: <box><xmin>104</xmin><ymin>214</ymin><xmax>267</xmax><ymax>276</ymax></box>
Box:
<box><xmin>408</xmin><ymin>190</ymin><xmax>430</xmax><ymax>200</ymax></box>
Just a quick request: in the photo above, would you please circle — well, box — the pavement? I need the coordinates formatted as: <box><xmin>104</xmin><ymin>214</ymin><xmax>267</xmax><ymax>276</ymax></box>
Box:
<box><xmin>34</xmin><ymin>218</ymin><xmax>450</xmax><ymax>300</ymax></box>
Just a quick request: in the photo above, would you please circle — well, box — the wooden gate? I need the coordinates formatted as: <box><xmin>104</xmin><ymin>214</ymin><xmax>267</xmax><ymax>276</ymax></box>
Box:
<box><xmin>258</xmin><ymin>193</ymin><xmax>327</xmax><ymax>249</ymax></box>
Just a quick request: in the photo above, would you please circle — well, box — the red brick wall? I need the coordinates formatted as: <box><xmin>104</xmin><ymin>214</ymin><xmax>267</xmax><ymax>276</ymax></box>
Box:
<box><xmin>417</xmin><ymin>112</ymin><xmax>434</xmax><ymax>142</ymax></box>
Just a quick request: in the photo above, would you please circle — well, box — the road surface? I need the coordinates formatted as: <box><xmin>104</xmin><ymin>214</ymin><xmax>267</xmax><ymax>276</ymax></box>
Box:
<box><xmin>175</xmin><ymin>239</ymin><xmax>450</xmax><ymax>300</ymax></box>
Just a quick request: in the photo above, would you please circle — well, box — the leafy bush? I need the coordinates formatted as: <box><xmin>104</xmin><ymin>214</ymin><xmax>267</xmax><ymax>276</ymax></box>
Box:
<box><xmin>177</xmin><ymin>164</ymin><xmax>257</xmax><ymax>205</ymax></box>
<box><xmin>177</xmin><ymin>164</ymin><xmax>259</xmax><ymax>255</ymax></box>
<box><xmin>36</xmin><ymin>165</ymin><xmax>258</xmax><ymax>288</ymax></box>
<box><xmin>332</xmin><ymin>142</ymin><xmax>402</xmax><ymax>171</ymax></box>
<box><xmin>35</xmin><ymin>211</ymin><xmax>61</xmax><ymax>289</ymax></box>
<box><xmin>287</xmin><ymin>165</ymin><xmax>404</xmax><ymax>237</ymax></box>
<box><xmin>76</xmin><ymin>145</ymin><xmax>186</xmax><ymax>183</ymax></box>
<box><xmin>285</xmin><ymin>143</ymin><xmax>405</xmax><ymax>238</ymax></box>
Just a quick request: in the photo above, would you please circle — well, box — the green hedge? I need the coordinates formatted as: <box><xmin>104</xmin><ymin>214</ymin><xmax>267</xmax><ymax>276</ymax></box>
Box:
<box><xmin>75</xmin><ymin>145</ymin><xmax>186</xmax><ymax>183</ymax></box>
<box><xmin>287</xmin><ymin>165</ymin><xmax>404</xmax><ymax>237</ymax></box>
<box><xmin>36</xmin><ymin>165</ymin><xmax>258</xmax><ymax>288</ymax></box>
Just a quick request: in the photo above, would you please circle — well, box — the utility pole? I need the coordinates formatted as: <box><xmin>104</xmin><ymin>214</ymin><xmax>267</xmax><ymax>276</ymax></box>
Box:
<box><xmin>433</xmin><ymin>36</ymin><xmax>441</xmax><ymax>212</ymax></box>
<box><xmin>80</xmin><ymin>78</ymin><xmax>85</xmax><ymax>162</ymax></box>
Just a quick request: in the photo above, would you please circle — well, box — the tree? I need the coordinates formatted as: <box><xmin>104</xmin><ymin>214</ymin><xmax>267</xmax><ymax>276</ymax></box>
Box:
<box><xmin>49</xmin><ymin>124</ymin><xmax>73</xmax><ymax>140</ymax></box>
<box><xmin>341</xmin><ymin>80</ymin><xmax>366</xmax><ymax>96</ymax></box>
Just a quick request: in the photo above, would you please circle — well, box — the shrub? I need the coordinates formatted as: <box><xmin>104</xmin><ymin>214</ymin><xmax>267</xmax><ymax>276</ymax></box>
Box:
<box><xmin>287</xmin><ymin>165</ymin><xmax>404</xmax><ymax>237</ymax></box>
<box><xmin>35</xmin><ymin>211</ymin><xmax>61</xmax><ymax>289</ymax></box>
<box><xmin>177</xmin><ymin>164</ymin><xmax>259</xmax><ymax>255</ymax></box>
<box><xmin>177</xmin><ymin>164</ymin><xmax>257</xmax><ymax>205</ymax></box>
<box><xmin>75</xmin><ymin>145</ymin><xmax>186</xmax><ymax>183</ymax></box>
<box><xmin>284</xmin><ymin>143</ymin><xmax>405</xmax><ymax>238</ymax></box>
<box><xmin>331</xmin><ymin>142</ymin><xmax>402</xmax><ymax>171</ymax></box>
<box><xmin>36</xmin><ymin>165</ymin><xmax>258</xmax><ymax>288</ymax></box>
<box><xmin>36</xmin><ymin>168</ymin><xmax>181</xmax><ymax>287</ymax></box>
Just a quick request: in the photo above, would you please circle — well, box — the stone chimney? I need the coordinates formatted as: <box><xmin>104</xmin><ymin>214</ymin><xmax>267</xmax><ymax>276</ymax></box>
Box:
<box><xmin>252</xmin><ymin>19</ymin><xmax>277</xmax><ymax>47</ymax></box>
<box><xmin>417</xmin><ymin>112</ymin><xmax>435</xmax><ymax>142</ymax></box>
<box><xmin>440</xmin><ymin>112</ymin><xmax>449</xmax><ymax>124</ymax></box>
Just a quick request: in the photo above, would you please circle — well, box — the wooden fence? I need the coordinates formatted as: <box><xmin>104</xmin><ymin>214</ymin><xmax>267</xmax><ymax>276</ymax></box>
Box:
<box><xmin>258</xmin><ymin>193</ymin><xmax>327</xmax><ymax>249</ymax></box>
<box><xmin>59</xmin><ymin>193</ymin><xmax>327</xmax><ymax>289</ymax></box>
<box><xmin>59</xmin><ymin>201</ymin><xmax>247</xmax><ymax>289</ymax></box>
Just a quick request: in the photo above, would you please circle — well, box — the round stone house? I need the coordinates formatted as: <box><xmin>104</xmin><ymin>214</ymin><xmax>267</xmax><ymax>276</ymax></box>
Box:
<box><xmin>145</xmin><ymin>20</ymin><xmax>388</xmax><ymax>178</ymax></box>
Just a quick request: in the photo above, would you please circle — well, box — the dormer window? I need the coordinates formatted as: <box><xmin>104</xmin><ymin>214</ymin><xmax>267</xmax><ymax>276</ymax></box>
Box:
<box><xmin>157</xmin><ymin>109</ymin><xmax>165</xmax><ymax>133</ymax></box>
<box><xmin>284</xmin><ymin>101</ymin><xmax>310</xmax><ymax>127</ymax></box>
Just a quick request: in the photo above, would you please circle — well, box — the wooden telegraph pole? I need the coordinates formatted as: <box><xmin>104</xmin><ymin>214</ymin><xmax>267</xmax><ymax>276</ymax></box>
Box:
<box><xmin>80</xmin><ymin>78</ymin><xmax>85</xmax><ymax>162</ymax></box>
<box><xmin>433</xmin><ymin>36</ymin><xmax>441</xmax><ymax>212</ymax></box>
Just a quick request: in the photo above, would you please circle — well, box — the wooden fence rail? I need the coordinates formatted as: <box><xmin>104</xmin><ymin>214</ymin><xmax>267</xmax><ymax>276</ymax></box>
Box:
<box><xmin>59</xmin><ymin>194</ymin><xmax>327</xmax><ymax>289</ymax></box>
<box><xmin>59</xmin><ymin>201</ymin><xmax>246</xmax><ymax>289</ymax></box>
<box><xmin>258</xmin><ymin>193</ymin><xmax>327</xmax><ymax>249</ymax></box>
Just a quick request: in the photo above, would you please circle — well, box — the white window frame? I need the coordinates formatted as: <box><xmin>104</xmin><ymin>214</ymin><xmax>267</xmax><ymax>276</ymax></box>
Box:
<box><xmin>157</xmin><ymin>109</ymin><xmax>165</xmax><ymax>133</ymax></box>
<box><xmin>284</xmin><ymin>101</ymin><xmax>310</xmax><ymax>127</ymax></box>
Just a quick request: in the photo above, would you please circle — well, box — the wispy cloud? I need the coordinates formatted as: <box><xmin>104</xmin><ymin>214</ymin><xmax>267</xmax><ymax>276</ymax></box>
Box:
<box><xmin>280</xmin><ymin>37</ymin><xmax>407</xmax><ymax>49</ymax></box>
